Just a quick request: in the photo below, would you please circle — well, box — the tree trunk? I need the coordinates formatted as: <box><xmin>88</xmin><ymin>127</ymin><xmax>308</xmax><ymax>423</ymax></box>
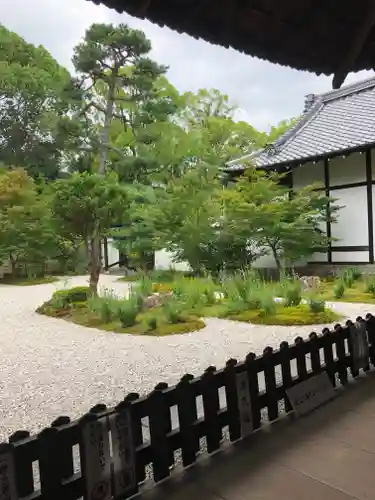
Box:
<box><xmin>88</xmin><ymin>235</ymin><xmax>102</xmax><ymax>295</ymax></box>
<box><xmin>270</xmin><ymin>246</ymin><xmax>284</xmax><ymax>279</ymax></box>
<box><xmin>98</xmin><ymin>77</ymin><xmax>116</xmax><ymax>175</ymax></box>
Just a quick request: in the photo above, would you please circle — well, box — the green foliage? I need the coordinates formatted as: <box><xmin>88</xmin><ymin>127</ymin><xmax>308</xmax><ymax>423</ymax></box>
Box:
<box><xmin>0</xmin><ymin>169</ymin><xmax>69</xmax><ymax>277</ymax></box>
<box><xmin>228</xmin><ymin>305</ymin><xmax>341</xmax><ymax>326</ymax></box>
<box><xmin>50</xmin><ymin>171</ymin><xmax>129</xmax><ymax>293</ymax></box>
<box><xmin>134</xmin><ymin>276</ymin><xmax>154</xmax><ymax>298</ymax></box>
<box><xmin>87</xmin><ymin>289</ymin><xmax>120</xmax><ymax>323</ymax></box>
<box><xmin>280</xmin><ymin>280</ymin><xmax>302</xmax><ymax>306</ymax></box>
<box><xmin>73</xmin><ymin>23</ymin><xmax>174</xmax><ymax>177</ymax></box>
<box><xmin>118</xmin><ymin>297</ymin><xmax>139</xmax><ymax>327</ymax></box>
<box><xmin>308</xmin><ymin>297</ymin><xmax>326</xmax><ymax>313</ymax></box>
<box><xmin>340</xmin><ymin>269</ymin><xmax>356</xmax><ymax>288</ymax></box>
<box><xmin>224</xmin><ymin>168</ymin><xmax>340</xmax><ymax>274</ymax></box>
<box><xmin>348</xmin><ymin>267</ymin><xmax>362</xmax><ymax>281</ymax></box>
<box><xmin>147</xmin><ymin>316</ymin><xmax>158</xmax><ymax>331</ymax></box>
<box><xmin>333</xmin><ymin>280</ymin><xmax>346</xmax><ymax>299</ymax></box>
<box><xmin>163</xmin><ymin>299</ymin><xmax>183</xmax><ymax>324</ymax></box>
<box><xmin>365</xmin><ymin>279</ymin><xmax>375</xmax><ymax>296</ymax></box>
<box><xmin>52</xmin><ymin>286</ymin><xmax>91</xmax><ymax>307</ymax></box>
<box><xmin>0</xmin><ymin>24</ymin><xmax>83</xmax><ymax>179</ymax></box>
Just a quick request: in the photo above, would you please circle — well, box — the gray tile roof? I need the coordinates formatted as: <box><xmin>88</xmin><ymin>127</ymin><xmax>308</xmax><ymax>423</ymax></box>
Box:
<box><xmin>226</xmin><ymin>76</ymin><xmax>375</xmax><ymax>171</ymax></box>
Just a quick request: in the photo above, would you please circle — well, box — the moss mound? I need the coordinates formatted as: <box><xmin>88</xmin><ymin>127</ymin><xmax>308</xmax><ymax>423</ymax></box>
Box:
<box><xmin>36</xmin><ymin>288</ymin><xmax>205</xmax><ymax>336</ymax></box>
<box><xmin>227</xmin><ymin>305</ymin><xmax>341</xmax><ymax>325</ymax></box>
<box><xmin>0</xmin><ymin>276</ymin><xmax>58</xmax><ymax>286</ymax></box>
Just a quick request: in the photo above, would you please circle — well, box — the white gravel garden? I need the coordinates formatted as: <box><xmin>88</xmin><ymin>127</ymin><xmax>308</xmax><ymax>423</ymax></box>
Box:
<box><xmin>1</xmin><ymin>272</ymin><xmax>374</xmax><ymax>441</ymax></box>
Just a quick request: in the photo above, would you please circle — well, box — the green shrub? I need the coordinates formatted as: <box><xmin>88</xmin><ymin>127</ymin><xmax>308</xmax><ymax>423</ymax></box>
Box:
<box><xmin>308</xmin><ymin>297</ymin><xmax>326</xmax><ymax>313</ymax></box>
<box><xmin>163</xmin><ymin>300</ymin><xmax>183</xmax><ymax>324</ymax></box>
<box><xmin>87</xmin><ymin>290</ymin><xmax>120</xmax><ymax>324</ymax></box>
<box><xmin>51</xmin><ymin>286</ymin><xmax>91</xmax><ymax>308</ymax></box>
<box><xmin>333</xmin><ymin>280</ymin><xmax>345</xmax><ymax>298</ymax></box>
<box><xmin>135</xmin><ymin>276</ymin><xmax>153</xmax><ymax>298</ymax></box>
<box><xmin>118</xmin><ymin>298</ymin><xmax>139</xmax><ymax>327</ymax></box>
<box><xmin>366</xmin><ymin>279</ymin><xmax>375</xmax><ymax>296</ymax></box>
<box><xmin>147</xmin><ymin>316</ymin><xmax>158</xmax><ymax>331</ymax></box>
<box><xmin>259</xmin><ymin>292</ymin><xmax>276</xmax><ymax>317</ymax></box>
<box><xmin>281</xmin><ymin>281</ymin><xmax>301</xmax><ymax>307</ymax></box>
<box><xmin>349</xmin><ymin>267</ymin><xmax>362</xmax><ymax>281</ymax></box>
<box><xmin>342</xmin><ymin>269</ymin><xmax>354</xmax><ymax>288</ymax></box>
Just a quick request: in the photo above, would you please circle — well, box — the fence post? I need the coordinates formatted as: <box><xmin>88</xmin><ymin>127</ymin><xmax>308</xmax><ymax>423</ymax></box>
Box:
<box><xmin>263</xmin><ymin>347</ymin><xmax>278</xmax><ymax>421</ymax></box>
<box><xmin>123</xmin><ymin>392</ymin><xmax>145</xmax><ymax>485</ymax></box>
<box><xmin>366</xmin><ymin>313</ymin><xmax>375</xmax><ymax>366</ymax></box>
<box><xmin>308</xmin><ymin>332</ymin><xmax>322</xmax><ymax>375</ymax></box>
<box><xmin>38</xmin><ymin>427</ymin><xmax>64</xmax><ymax>500</ymax></box>
<box><xmin>245</xmin><ymin>353</ymin><xmax>261</xmax><ymax>430</ymax></box>
<box><xmin>201</xmin><ymin>366</ymin><xmax>222</xmax><ymax>454</ymax></box>
<box><xmin>322</xmin><ymin>327</ymin><xmax>336</xmax><ymax>387</ymax></box>
<box><xmin>294</xmin><ymin>337</ymin><xmax>308</xmax><ymax>381</ymax></box>
<box><xmin>111</xmin><ymin>399</ymin><xmax>138</xmax><ymax>500</ymax></box>
<box><xmin>148</xmin><ymin>384</ymin><xmax>172</xmax><ymax>482</ymax></box>
<box><xmin>79</xmin><ymin>405</ymin><xmax>112</xmax><ymax>500</ymax></box>
<box><xmin>51</xmin><ymin>416</ymin><xmax>74</xmax><ymax>481</ymax></box>
<box><xmin>334</xmin><ymin>324</ymin><xmax>349</xmax><ymax>385</ymax></box>
<box><xmin>8</xmin><ymin>430</ymin><xmax>34</xmax><ymax>498</ymax></box>
<box><xmin>224</xmin><ymin>358</ymin><xmax>241</xmax><ymax>442</ymax></box>
<box><xmin>279</xmin><ymin>341</ymin><xmax>293</xmax><ymax>413</ymax></box>
<box><xmin>357</xmin><ymin>316</ymin><xmax>370</xmax><ymax>372</ymax></box>
<box><xmin>175</xmin><ymin>373</ymin><xmax>198</xmax><ymax>467</ymax></box>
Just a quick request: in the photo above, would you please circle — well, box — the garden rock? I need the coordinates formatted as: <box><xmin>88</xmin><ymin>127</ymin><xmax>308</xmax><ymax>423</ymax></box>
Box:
<box><xmin>299</xmin><ymin>276</ymin><xmax>321</xmax><ymax>291</ymax></box>
<box><xmin>143</xmin><ymin>292</ymin><xmax>173</xmax><ymax>310</ymax></box>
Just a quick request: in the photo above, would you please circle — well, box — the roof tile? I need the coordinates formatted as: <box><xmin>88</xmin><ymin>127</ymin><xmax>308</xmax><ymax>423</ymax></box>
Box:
<box><xmin>226</xmin><ymin>76</ymin><xmax>375</xmax><ymax>171</ymax></box>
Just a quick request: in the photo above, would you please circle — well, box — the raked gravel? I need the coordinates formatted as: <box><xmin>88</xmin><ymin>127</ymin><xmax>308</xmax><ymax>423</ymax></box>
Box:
<box><xmin>1</xmin><ymin>274</ymin><xmax>375</xmax><ymax>442</ymax></box>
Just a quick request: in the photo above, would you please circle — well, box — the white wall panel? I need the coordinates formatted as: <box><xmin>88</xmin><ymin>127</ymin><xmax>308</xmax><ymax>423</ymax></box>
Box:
<box><xmin>331</xmin><ymin>251</ymin><xmax>369</xmax><ymax>263</ymax></box>
<box><xmin>292</xmin><ymin>160</ymin><xmax>324</xmax><ymax>189</ymax></box>
<box><xmin>330</xmin><ymin>186</ymin><xmax>368</xmax><ymax>246</ymax></box>
<box><xmin>105</xmin><ymin>238</ymin><xmax>120</xmax><ymax>268</ymax></box>
<box><xmin>308</xmin><ymin>252</ymin><xmax>328</xmax><ymax>263</ymax></box>
<box><xmin>328</xmin><ymin>153</ymin><xmax>366</xmax><ymax>186</ymax></box>
<box><xmin>154</xmin><ymin>249</ymin><xmax>191</xmax><ymax>271</ymax></box>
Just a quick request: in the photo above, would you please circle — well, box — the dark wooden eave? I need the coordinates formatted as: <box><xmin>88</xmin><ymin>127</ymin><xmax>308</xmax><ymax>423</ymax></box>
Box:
<box><xmin>90</xmin><ymin>0</ymin><xmax>375</xmax><ymax>88</ymax></box>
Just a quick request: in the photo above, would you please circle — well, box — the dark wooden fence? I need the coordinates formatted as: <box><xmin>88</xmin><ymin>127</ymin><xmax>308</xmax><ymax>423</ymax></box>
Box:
<box><xmin>2</xmin><ymin>314</ymin><xmax>375</xmax><ymax>500</ymax></box>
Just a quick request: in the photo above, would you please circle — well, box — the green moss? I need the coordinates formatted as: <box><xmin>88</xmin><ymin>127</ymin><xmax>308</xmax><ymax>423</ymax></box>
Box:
<box><xmin>0</xmin><ymin>276</ymin><xmax>58</xmax><ymax>286</ymax></box>
<box><xmin>36</xmin><ymin>298</ymin><xmax>205</xmax><ymax>336</ymax></box>
<box><xmin>226</xmin><ymin>305</ymin><xmax>341</xmax><ymax>325</ymax></box>
<box><xmin>320</xmin><ymin>280</ymin><xmax>375</xmax><ymax>304</ymax></box>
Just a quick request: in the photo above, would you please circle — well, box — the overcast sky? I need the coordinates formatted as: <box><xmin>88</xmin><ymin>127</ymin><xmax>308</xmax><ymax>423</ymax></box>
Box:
<box><xmin>2</xmin><ymin>0</ymin><xmax>374</xmax><ymax>132</ymax></box>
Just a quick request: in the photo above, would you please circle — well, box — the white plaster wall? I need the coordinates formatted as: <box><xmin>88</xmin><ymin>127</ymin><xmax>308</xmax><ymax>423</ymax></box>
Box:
<box><xmin>329</xmin><ymin>186</ymin><xmax>368</xmax><ymax>246</ymax></box>
<box><xmin>371</xmin><ymin>149</ymin><xmax>375</xmax><ymax>180</ymax></box>
<box><xmin>154</xmin><ymin>249</ymin><xmax>191</xmax><ymax>272</ymax></box>
<box><xmin>104</xmin><ymin>239</ymin><xmax>120</xmax><ymax>268</ymax></box>
<box><xmin>329</xmin><ymin>153</ymin><xmax>366</xmax><ymax>186</ymax></box>
<box><xmin>252</xmin><ymin>251</ymin><xmax>306</xmax><ymax>269</ymax></box>
<box><xmin>308</xmin><ymin>252</ymin><xmax>328</xmax><ymax>263</ymax></box>
<box><xmin>331</xmin><ymin>251</ymin><xmax>369</xmax><ymax>263</ymax></box>
<box><xmin>292</xmin><ymin>160</ymin><xmax>324</xmax><ymax>189</ymax></box>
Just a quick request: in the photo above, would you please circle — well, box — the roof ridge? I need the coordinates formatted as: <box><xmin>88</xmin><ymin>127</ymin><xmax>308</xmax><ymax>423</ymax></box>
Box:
<box><xmin>319</xmin><ymin>75</ymin><xmax>375</xmax><ymax>102</ymax></box>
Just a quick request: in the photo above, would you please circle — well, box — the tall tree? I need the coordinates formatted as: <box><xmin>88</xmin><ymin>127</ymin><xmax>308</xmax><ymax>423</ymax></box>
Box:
<box><xmin>50</xmin><ymin>172</ymin><xmax>129</xmax><ymax>293</ymax></box>
<box><xmin>72</xmin><ymin>23</ymin><xmax>175</xmax><ymax>176</ymax></box>
<box><xmin>224</xmin><ymin>168</ymin><xmax>340</xmax><ymax>274</ymax></box>
<box><xmin>0</xmin><ymin>24</ymin><xmax>82</xmax><ymax>179</ymax></box>
<box><xmin>0</xmin><ymin>169</ymin><xmax>62</xmax><ymax>276</ymax></box>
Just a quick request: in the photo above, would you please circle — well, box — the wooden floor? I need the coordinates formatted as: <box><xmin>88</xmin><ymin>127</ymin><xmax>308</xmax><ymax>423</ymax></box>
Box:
<box><xmin>138</xmin><ymin>372</ymin><xmax>375</xmax><ymax>500</ymax></box>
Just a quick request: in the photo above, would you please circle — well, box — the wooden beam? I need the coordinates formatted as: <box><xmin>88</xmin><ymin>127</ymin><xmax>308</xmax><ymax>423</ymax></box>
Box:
<box><xmin>366</xmin><ymin>150</ymin><xmax>374</xmax><ymax>263</ymax></box>
<box><xmin>134</xmin><ymin>0</ymin><xmax>151</xmax><ymax>17</ymax></box>
<box><xmin>324</xmin><ymin>158</ymin><xmax>332</xmax><ymax>264</ymax></box>
<box><xmin>333</xmin><ymin>3</ymin><xmax>375</xmax><ymax>89</ymax></box>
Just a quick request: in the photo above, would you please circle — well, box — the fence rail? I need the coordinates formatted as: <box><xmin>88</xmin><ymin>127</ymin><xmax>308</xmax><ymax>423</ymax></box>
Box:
<box><xmin>2</xmin><ymin>314</ymin><xmax>375</xmax><ymax>500</ymax></box>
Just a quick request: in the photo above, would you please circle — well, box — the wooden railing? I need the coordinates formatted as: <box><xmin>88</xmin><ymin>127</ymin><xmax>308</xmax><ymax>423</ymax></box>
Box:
<box><xmin>1</xmin><ymin>314</ymin><xmax>375</xmax><ymax>500</ymax></box>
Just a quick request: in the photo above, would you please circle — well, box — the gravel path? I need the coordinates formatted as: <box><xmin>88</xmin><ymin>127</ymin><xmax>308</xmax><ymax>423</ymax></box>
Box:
<box><xmin>0</xmin><ymin>274</ymin><xmax>374</xmax><ymax>441</ymax></box>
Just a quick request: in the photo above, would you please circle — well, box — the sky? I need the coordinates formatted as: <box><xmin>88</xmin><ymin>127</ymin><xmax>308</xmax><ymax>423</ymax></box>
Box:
<box><xmin>2</xmin><ymin>0</ymin><xmax>374</xmax><ymax>132</ymax></box>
